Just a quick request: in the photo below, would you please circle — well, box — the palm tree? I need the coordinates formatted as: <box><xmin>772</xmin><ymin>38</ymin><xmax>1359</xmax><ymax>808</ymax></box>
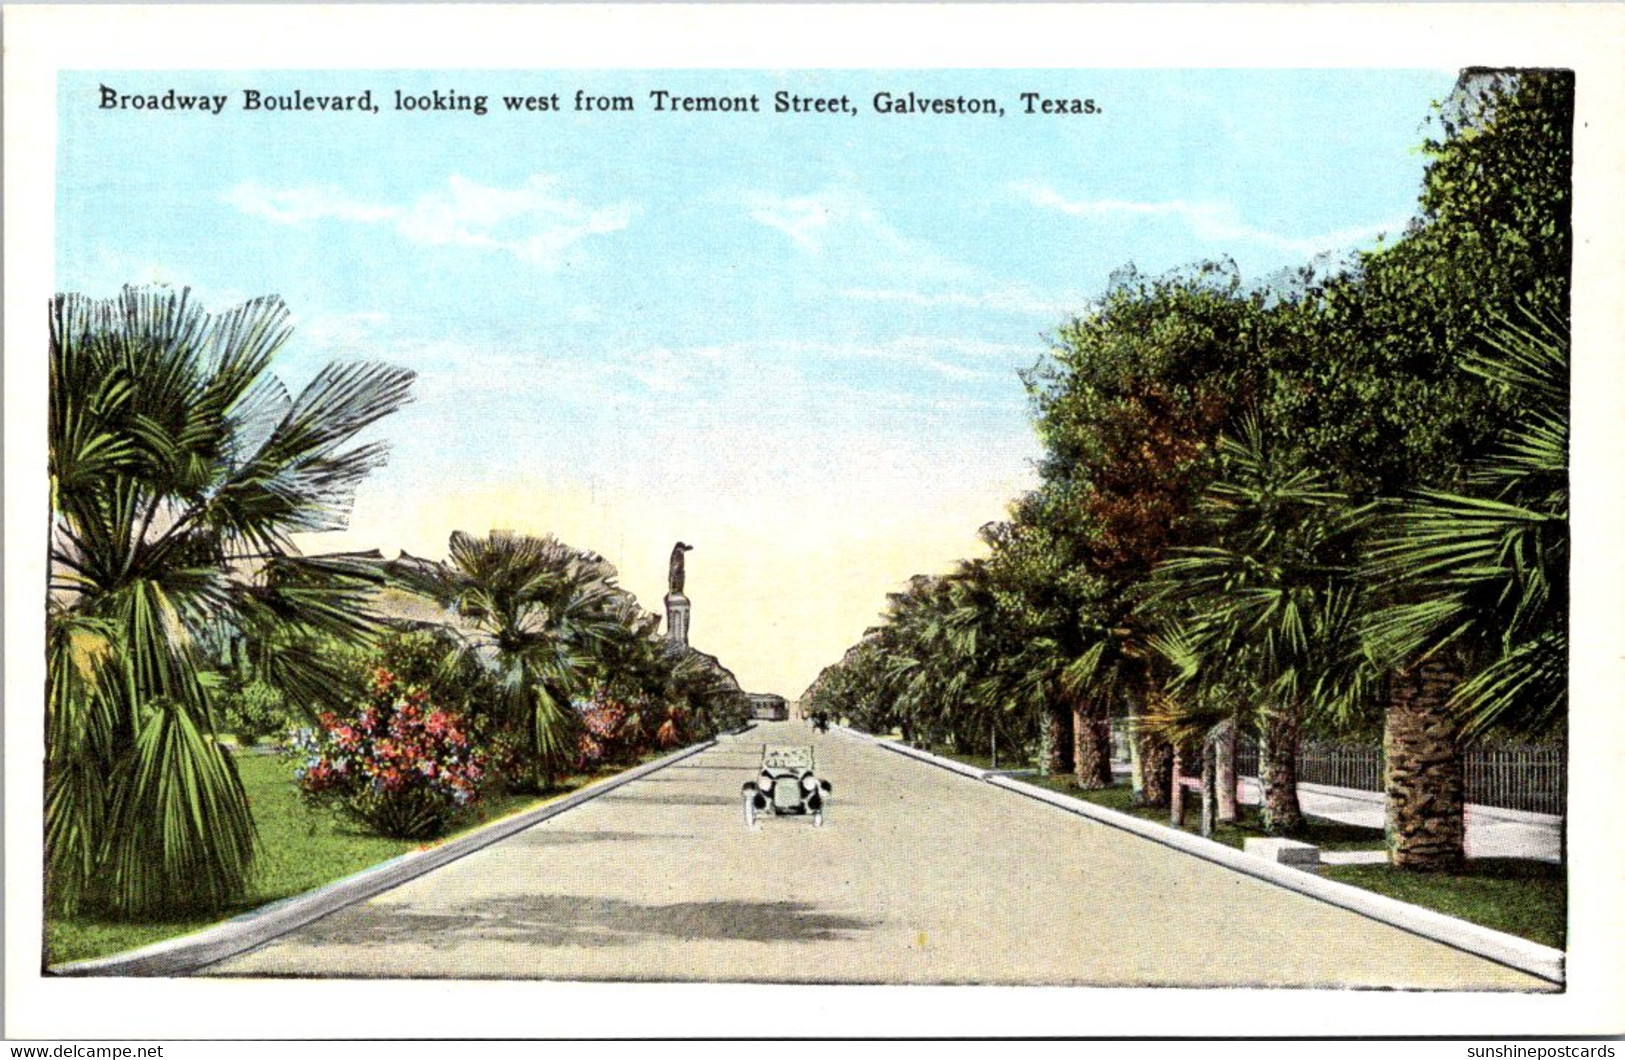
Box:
<box><xmin>391</xmin><ymin>530</ymin><xmax>632</xmax><ymax>789</ymax></box>
<box><xmin>48</xmin><ymin>286</ymin><xmax>414</xmax><ymax>916</ymax></box>
<box><xmin>589</xmin><ymin>591</ymin><xmax>750</xmax><ymax>745</ymax></box>
<box><xmin>1153</xmin><ymin>419</ymin><xmax>1375</xmax><ymax>835</ymax></box>
<box><xmin>1363</xmin><ymin>306</ymin><xmax>1567</xmax><ymax>868</ymax></box>
<box><xmin>981</xmin><ymin>518</ymin><xmax>1119</xmax><ymax>787</ymax></box>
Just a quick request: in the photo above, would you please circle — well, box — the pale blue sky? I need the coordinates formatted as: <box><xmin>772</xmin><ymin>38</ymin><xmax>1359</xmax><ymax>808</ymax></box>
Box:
<box><xmin>57</xmin><ymin>68</ymin><xmax>1456</xmax><ymax>693</ymax></box>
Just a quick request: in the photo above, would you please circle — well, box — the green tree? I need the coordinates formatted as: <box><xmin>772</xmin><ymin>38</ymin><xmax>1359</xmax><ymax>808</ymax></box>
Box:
<box><xmin>1267</xmin><ymin>69</ymin><xmax>1573</xmax><ymax>867</ymax></box>
<box><xmin>1024</xmin><ymin>264</ymin><xmax>1270</xmax><ymax>803</ymax></box>
<box><xmin>1362</xmin><ymin>308</ymin><xmax>1567</xmax><ymax>867</ymax></box>
<box><xmin>1153</xmin><ymin>420</ymin><xmax>1375</xmax><ymax>835</ymax></box>
<box><xmin>1271</xmin><ymin>69</ymin><xmax>1572</xmax><ymax>498</ymax></box>
<box><xmin>391</xmin><ymin>530</ymin><xmax>635</xmax><ymax>789</ymax></box>
<box><xmin>982</xmin><ymin>510</ymin><xmax>1122</xmax><ymax>787</ymax></box>
<box><xmin>47</xmin><ymin>286</ymin><xmax>414</xmax><ymax>916</ymax></box>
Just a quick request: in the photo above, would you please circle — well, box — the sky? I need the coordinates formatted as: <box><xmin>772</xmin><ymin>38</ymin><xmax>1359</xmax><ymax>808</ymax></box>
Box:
<box><xmin>56</xmin><ymin>68</ymin><xmax>1457</xmax><ymax>697</ymax></box>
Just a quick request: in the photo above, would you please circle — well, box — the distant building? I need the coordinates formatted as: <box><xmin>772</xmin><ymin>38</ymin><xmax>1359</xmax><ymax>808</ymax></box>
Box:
<box><xmin>747</xmin><ymin>693</ymin><xmax>788</xmax><ymax>721</ymax></box>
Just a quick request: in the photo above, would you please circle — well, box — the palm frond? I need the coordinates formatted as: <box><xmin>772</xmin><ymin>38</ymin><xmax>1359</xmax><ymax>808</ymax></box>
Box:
<box><xmin>101</xmin><ymin>699</ymin><xmax>257</xmax><ymax>916</ymax></box>
<box><xmin>1361</xmin><ymin>302</ymin><xmax>1567</xmax><ymax>735</ymax></box>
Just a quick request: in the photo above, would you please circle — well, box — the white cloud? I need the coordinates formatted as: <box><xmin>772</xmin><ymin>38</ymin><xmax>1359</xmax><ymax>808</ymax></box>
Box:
<box><xmin>1011</xmin><ymin>181</ymin><xmax>1407</xmax><ymax>258</ymax></box>
<box><xmin>224</xmin><ymin>176</ymin><xmax>635</xmax><ymax>268</ymax></box>
<box><xmin>744</xmin><ymin>187</ymin><xmax>867</xmax><ymax>252</ymax></box>
<box><xmin>839</xmin><ymin>284</ymin><xmax>1077</xmax><ymax>318</ymax></box>
<box><xmin>746</xmin><ymin>185</ymin><xmax>1080</xmax><ymax>319</ymax></box>
<box><xmin>681</xmin><ymin>337</ymin><xmax>1021</xmax><ymax>385</ymax></box>
<box><xmin>292</xmin><ymin>310</ymin><xmax>390</xmax><ymax>351</ymax></box>
<box><xmin>745</xmin><ymin>186</ymin><xmax>972</xmax><ymax>282</ymax></box>
<box><xmin>396</xmin><ymin>175</ymin><xmax>635</xmax><ymax>265</ymax></box>
<box><xmin>624</xmin><ymin>345</ymin><xmax>697</xmax><ymax>394</ymax></box>
<box><xmin>393</xmin><ymin>334</ymin><xmax>1026</xmax><ymax>425</ymax></box>
<box><xmin>224</xmin><ymin>183</ymin><xmax>399</xmax><ymax>225</ymax></box>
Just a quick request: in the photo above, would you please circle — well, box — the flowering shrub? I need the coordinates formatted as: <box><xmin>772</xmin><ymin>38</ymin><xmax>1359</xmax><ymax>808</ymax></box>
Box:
<box><xmin>287</xmin><ymin>667</ymin><xmax>487</xmax><ymax>839</ymax></box>
<box><xmin>574</xmin><ymin>691</ymin><xmax>626</xmax><ymax>769</ymax></box>
<box><xmin>574</xmin><ymin>689</ymin><xmax>665</xmax><ymax>768</ymax></box>
<box><xmin>655</xmin><ymin>705</ymin><xmax>687</xmax><ymax>749</ymax></box>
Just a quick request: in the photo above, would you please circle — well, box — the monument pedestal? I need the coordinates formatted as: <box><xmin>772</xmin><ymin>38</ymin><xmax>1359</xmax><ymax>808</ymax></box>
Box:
<box><xmin>664</xmin><ymin>593</ymin><xmax>691</xmax><ymax>649</ymax></box>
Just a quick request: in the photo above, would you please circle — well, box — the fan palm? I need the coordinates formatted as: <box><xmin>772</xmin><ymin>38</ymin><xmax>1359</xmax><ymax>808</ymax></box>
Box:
<box><xmin>1362</xmin><ymin>306</ymin><xmax>1567</xmax><ymax>867</ymax></box>
<box><xmin>1153</xmin><ymin>418</ymin><xmax>1375</xmax><ymax>835</ymax></box>
<box><xmin>1364</xmin><ymin>307</ymin><xmax>1568</xmax><ymax>736</ymax></box>
<box><xmin>391</xmin><ymin>530</ymin><xmax>632</xmax><ymax>789</ymax></box>
<box><xmin>47</xmin><ymin>286</ymin><xmax>414</xmax><ymax>916</ymax></box>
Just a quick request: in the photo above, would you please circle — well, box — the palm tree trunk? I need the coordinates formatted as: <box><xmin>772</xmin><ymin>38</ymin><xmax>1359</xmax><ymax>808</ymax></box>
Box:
<box><xmin>1200</xmin><ymin>732</ymin><xmax>1219</xmax><ymax>838</ymax></box>
<box><xmin>1071</xmin><ymin>695</ymin><xmax>1113</xmax><ymax>789</ymax></box>
<box><xmin>1169</xmin><ymin>741</ymin><xmax>1188</xmax><ymax>826</ymax></box>
<box><xmin>1215</xmin><ymin>717</ymin><xmax>1238</xmax><ymax>823</ymax></box>
<box><xmin>1127</xmin><ymin>689</ymin><xmax>1146</xmax><ymax>797</ymax></box>
<box><xmin>1134</xmin><ymin>689</ymin><xmax>1173</xmax><ymax>809</ymax></box>
<box><xmin>1384</xmin><ymin>660</ymin><xmax>1465</xmax><ymax>871</ymax></box>
<box><xmin>1038</xmin><ymin>701</ymin><xmax>1070</xmax><ymax>776</ymax></box>
<box><xmin>1259</xmin><ymin>706</ymin><xmax>1304</xmax><ymax>835</ymax></box>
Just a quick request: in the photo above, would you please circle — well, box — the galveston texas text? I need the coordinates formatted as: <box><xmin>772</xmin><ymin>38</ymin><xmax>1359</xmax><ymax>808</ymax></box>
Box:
<box><xmin>97</xmin><ymin>85</ymin><xmax>1101</xmax><ymax>118</ymax></box>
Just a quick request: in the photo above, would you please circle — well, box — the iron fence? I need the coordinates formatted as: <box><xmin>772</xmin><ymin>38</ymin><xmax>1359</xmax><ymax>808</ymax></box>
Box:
<box><xmin>1468</xmin><ymin>744</ymin><xmax>1566</xmax><ymax>815</ymax></box>
<box><xmin>1298</xmin><ymin>742</ymin><xmax>1384</xmax><ymax>792</ymax></box>
<box><xmin>1221</xmin><ymin>738</ymin><xmax>1563</xmax><ymax>816</ymax></box>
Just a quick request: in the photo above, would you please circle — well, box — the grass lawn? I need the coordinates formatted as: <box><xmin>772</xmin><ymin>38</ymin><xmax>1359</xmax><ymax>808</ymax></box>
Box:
<box><xmin>1018</xmin><ymin>773</ymin><xmax>1565</xmax><ymax>950</ymax></box>
<box><xmin>1323</xmin><ymin>860</ymin><xmax>1565</xmax><ymax>950</ymax></box>
<box><xmin>45</xmin><ymin>750</ymin><xmax>650</xmax><ymax>967</ymax></box>
<box><xmin>912</xmin><ymin>745</ymin><xmax>1031</xmax><ymax>772</ymax></box>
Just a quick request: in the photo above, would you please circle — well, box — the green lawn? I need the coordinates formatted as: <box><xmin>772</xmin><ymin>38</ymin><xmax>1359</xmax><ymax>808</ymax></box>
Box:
<box><xmin>45</xmin><ymin>751</ymin><xmax>645</xmax><ymax>967</ymax></box>
<box><xmin>1322</xmin><ymin>860</ymin><xmax>1565</xmax><ymax>951</ymax></box>
<box><xmin>1018</xmin><ymin>773</ymin><xmax>1565</xmax><ymax>950</ymax></box>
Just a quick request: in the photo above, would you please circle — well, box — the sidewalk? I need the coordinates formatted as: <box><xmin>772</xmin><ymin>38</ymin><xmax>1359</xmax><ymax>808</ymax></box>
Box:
<box><xmin>1243</xmin><ymin>777</ymin><xmax>1563</xmax><ymax>864</ymax></box>
<box><xmin>1112</xmin><ymin>764</ymin><xmax>1563</xmax><ymax>864</ymax></box>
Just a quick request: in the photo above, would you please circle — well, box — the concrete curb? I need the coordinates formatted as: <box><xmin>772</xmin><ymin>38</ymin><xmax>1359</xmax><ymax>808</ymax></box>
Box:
<box><xmin>50</xmin><ymin>737</ymin><xmax>720</xmax><ymax>978</ymax></box>
<box><xmin>879</xmin><ymin>738</ymin><xmax>989</xmax><ymax>780</ymax></box>
<box><xmin>854</xmin><ymin>730</ymin><xmax>1563</xmax><ymax>985</ymax></box>
<box><xmin>829</xmin><ymin>724</ymin><xmax>881</xmax><ymax>744</ymax></box>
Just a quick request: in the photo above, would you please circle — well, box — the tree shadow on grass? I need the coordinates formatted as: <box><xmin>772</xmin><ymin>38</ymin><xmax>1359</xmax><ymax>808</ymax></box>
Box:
<box><xmin>288</xmin><ymin>894</ymin><xmax>878</xmax><ymax>950</ymax></box>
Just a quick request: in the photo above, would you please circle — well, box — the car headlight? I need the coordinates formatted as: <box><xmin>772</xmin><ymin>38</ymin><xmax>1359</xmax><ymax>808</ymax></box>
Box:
<box><xmin>800</xmin><ymin>772</ymin><xmax>818</xmax><ymax>794</ymax></box>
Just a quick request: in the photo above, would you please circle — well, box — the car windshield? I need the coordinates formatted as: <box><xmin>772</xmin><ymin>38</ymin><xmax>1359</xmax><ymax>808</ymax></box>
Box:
<box><xmin>762</xmin><ymin>746</ymin><xmax>814</xmax><ymax>771</ymax></box>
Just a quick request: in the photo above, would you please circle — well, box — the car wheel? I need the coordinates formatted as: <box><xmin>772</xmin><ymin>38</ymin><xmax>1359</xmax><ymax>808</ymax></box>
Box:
<box><xmin>812</xmin><ymin>808</ymin><xmax>825</xmax><ymax>827</ymax></box>
<box><xmin>743</xmin><ymin>791</ymin><xmax>757</xmax><ymax>828</ymax></box>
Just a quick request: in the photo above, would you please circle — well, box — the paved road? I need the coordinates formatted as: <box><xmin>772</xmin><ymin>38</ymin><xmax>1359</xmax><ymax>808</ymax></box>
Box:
<box><xmin>206</xmin><ymin>722</ymin><xmax>1546</xmax><ymax>987</ymax></box>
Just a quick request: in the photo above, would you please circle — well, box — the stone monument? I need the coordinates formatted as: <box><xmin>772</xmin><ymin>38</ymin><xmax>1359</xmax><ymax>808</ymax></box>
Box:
<box><xmin>664</xmin><ymin>541</ymin><xmax>693</xmax><ymax>649</ymax></box>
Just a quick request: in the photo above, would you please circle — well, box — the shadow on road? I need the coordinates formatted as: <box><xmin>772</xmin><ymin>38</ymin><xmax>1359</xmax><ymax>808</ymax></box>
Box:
<box><xmin>522</xmin><ymin>829</ymin><xmax>696</xmax><ymax>846</ymax></box>
<box><xmin>294</xmin><ymin>895</ymin><xmax>878</xmax><ymax>950</ymax></box>
<box><xmin>665</xmin><ymin>762</ymin><xmax>761</xmax><ymax>771</ymax></box>
<box><xmin>597</xmin><ymin>792</ymin><xmax>740</xmax><ymax>806</ymax></box>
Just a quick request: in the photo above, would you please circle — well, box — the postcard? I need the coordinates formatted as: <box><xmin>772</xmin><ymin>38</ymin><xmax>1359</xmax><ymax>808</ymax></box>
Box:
<box><xmin>5</xmin><ymin>2</ymin><xmax>1624</xmax><ymax>1043</ymax></box>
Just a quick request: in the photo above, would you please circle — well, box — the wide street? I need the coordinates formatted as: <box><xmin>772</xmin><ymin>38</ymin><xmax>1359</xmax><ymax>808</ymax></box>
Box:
<box><xmin>205</xmin><ymin>722</ymin><xmax>1545</xmax><ymax>988</ymax></box>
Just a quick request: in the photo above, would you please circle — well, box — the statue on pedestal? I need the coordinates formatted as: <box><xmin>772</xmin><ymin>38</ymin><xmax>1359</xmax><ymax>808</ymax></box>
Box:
<box><xmin>668</xmin><ymin>541</ymin><xmax>693</xmax><ymax>596</ymax></box>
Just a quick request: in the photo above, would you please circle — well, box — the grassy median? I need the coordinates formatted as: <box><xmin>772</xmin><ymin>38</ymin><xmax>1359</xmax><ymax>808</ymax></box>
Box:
<box><xmin>45</xmin><ymin>751</ymin><xmax>639</xmax><ymax>967</ymax></box>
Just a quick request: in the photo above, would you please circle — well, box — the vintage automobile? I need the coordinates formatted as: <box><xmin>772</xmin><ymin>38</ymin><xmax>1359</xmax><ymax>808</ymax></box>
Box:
<box><xmin>742</xmin><ymin>745</ymin><xmax>832</xmax><ymax>827</ymax></box>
